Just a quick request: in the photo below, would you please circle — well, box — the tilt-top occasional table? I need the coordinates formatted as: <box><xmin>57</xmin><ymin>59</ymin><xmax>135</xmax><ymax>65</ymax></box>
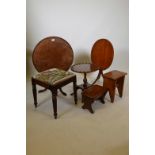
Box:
<box><xmin>71</xmin><ymin>63</ymin><xmax>99</xmax><ymax>91</ymax></box>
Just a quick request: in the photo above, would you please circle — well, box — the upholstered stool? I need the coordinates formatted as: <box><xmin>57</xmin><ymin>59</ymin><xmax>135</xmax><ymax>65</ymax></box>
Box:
<box><xmin>103</xmin><ymin>70</ymin><xmax>127</xmax><ymax>103</ymax></box>
<box><xmin>33</xmin><ymin>68</ymin><xmax>74</xmax><ymax>85</ymax></box>
<box><xmin>31</xmin><ymin>36</ymin><xmax>77</xmax><ymax>119</ymax></box>
<box><xmin>32</xmin><ymin>68</ymin><xmax>77</xmax><ymax>119</ymax></box>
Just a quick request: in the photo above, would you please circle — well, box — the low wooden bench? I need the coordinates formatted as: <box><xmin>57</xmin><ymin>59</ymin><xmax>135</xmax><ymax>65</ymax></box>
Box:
<box><xmin>82</xmin><ymin>85</ymin><xmax>106</xmax><ymax>113</ymax></box>
<box><xmin>82</xmin><ymin>70</ymin><xmax>127</xmax><ymax>113</ymax></box>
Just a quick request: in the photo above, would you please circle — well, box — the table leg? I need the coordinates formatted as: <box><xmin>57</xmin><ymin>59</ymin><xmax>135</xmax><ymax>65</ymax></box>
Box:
<box><xmin>73</xmin><ymin>78</ymin><xmax>77</xmax><ymax>104</ymax></box>
<box><xmin>38</xmin><ymin>88</ymin><xmax>47</xmax><ymax>93</ymax></box>
<box><xmin>83</xmin><ymin>73</ymin><xmax>88</xmax><ymax>89</ymax></box>
<box><xmin>71</xmin><ymin>72</ymin><xmax>88</xmax><ymax>95</ymax></box>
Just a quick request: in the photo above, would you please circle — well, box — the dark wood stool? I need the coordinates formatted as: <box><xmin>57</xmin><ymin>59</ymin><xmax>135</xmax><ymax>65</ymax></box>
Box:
<box><xmin>82</xmin><ymin>85</ymin><xmax>106</xmax><ymax>113</ymax></box>
<box><xmin>31</xmin><ymin>36</ymin><xmax>77</xmax><ymax>119</ymax></box>
<box><xmin>103</xmin><ymin>70</ymin><xmax>127</xmax><ymax>103</ymax></box>
<box><xmin>32</xmin><ymin>73</ymin><xmax>77</xmax><ymax>119</ymax></box>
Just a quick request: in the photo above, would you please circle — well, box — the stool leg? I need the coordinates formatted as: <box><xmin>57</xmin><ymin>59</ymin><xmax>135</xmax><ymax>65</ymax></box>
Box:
<box><xmin>51</xmin><ymin>90</ymin><xmax>57</xmax><ymax>119</ymax></box>
<box><xmin>32</xmin><ymin>79</ymin><xmax>38</xmax><ymax>108</ymax></box>
<box><xmin>100</xmin><ymin>88</ymin><xmax>108</xmax><ymax>104</ymax></box>
<box><xmin>109</xmin><ymin>88</ymin><xmax>115</xmax><ymax>103</ymax></box>
<box><xmin>82</xmin><ymin>96</ymin><xmax>94</xmax><ymax>113</ymax></box>
<box><xmin>108</xmin><ymin>82</ymin><xmax>116</xmax><ymax>103</ymax></box>
<box><xmin>99</xmin><ymin>97</ymin><xmax>105</xmax><ymax>104</ymax></box>
<box><xmin>82</xmin><ymin>103</ymin><xmax>94</xmax><ymax>113</ymax></box>
<box><xmin>103</xmin><ymin>79</ymin><xmax>115</xmax><ymax>103</ymax></box>
<box><xmin>117</xmin><ymin>77</ymin><xmax>125</xmax><ymax>97</ymax></box>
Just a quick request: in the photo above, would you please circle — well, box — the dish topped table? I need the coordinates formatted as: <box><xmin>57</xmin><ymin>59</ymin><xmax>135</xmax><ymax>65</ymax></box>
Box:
<box><xmin>71</xmin><ymin>63</ymin><xmax>99</xmax><ymax>90</ymax></box>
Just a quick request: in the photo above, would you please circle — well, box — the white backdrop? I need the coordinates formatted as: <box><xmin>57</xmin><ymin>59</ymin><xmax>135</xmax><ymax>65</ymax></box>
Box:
<box><xmin>27</xmin><ymin>0</ymin><xmax>128</xmax><ymax>71</ymax></box>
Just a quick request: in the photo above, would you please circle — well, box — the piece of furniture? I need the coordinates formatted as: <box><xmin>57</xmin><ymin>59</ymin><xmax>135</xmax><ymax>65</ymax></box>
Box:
<box><xmin>82</xmin><ymin>39</ymin><xmax>114</xmax><ymax>113</ymax></box>
<box><xmin>71</xmin><ymin>63</ymin><xmax>99</xmax><ymax>90</ymax></box>
<box><xmin>82</xmin><ymin>84</ymin><xmax>106</xmax><ymax>113</ymax></box>
<box><xmin>102</xmin><ymin>70</ymin><xmax>127</xmax><ymax>103</ymax></box>
<box><xmin>31</xmin><ymin>36</ymin><xmax>77</xmax><ymax>119</ymax></box>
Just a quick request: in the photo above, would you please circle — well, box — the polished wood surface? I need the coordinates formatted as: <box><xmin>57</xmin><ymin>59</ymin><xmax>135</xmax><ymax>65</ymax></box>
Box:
<box><xmin>103</xmin><ymin>70</ymin><xmax>127</xmax><ymax>80</ymax></box>
<box><xmin>32</xmin><ymin>36</ymin><xmax>73</xmax><ymax>72</ymax></box>
<box><xmin>31</xmin><ymin>36</ymin><xmax>77</xmax><ymax>119</ymax></box>
<box><xmin>103</xmin><ymin>70</ymin><xmax>127</xmax><ymax>102</ymax></box>
<box><xmin>91</xmin><ymin>39</ymin><xmax>114</xmax><ymax>70</ymax></box>
<box><xmin>32</xmin><ymin>76</ymin><xmax>77</xmax><ymax>119</ymax></box>
<box><xmin>71</xmin><ymin>63</ymin><xmax>99</xmax><ymax>89</ymax></box>
<box><xmin>82</xmin><ymin>39</ymin><xmax>115</xmax><ymax>113</ymax></box>
<box><xmin>71</xmin><ymin>63</ymin><xmax>99</xmax><ymax>73</ymax></box>
<box><xmin>82</xmin><ymin>76</ymin><xmax>106</xmax><ymax>113</ymax></box>
<box><xmin>82</xmin><ymin>70</ymin><xmax>127</xmax><ymax>113</ymax></box>
<box><xmin>82</xmin><ymin>85</ymin><xmax>104</xmax><ymax>99</ymax></box>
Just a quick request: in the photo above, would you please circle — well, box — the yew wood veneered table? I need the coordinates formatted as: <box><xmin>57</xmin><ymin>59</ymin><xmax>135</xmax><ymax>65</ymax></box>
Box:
<box><xmin>71</xmin><ymin>63</ymin><xmax>99</xmax><ymax>90</ymax></box>
<box><xmin>82</xmin><ymin>39</ymin><xmax>114</xmax><ymax>113</ymax></box>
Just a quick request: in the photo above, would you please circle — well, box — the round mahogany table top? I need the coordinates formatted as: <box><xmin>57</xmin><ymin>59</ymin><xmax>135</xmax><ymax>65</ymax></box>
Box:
<box><xmin>71</xmin><ymin>63</ymin><xmax>99</xmax><ymax>73</ymax></box>
<box><xmin>91</xmin><ymin>39</ymin><xmax>114</xmax><ymax>70</ymax></box>
<box><xmin>32</xmin><ymin>36</ymin><xmax>73</xmax><ymax>72</ymax></box>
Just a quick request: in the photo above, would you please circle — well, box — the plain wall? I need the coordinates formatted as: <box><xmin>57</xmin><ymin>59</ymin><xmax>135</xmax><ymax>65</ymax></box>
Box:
<box><xmin>26</xmin><ymin>0</ymin><xmax>129</xmax><ymax>75</ymax></box>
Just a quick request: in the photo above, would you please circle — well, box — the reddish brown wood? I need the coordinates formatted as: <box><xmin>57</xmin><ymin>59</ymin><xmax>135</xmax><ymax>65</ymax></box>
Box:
<box><xmin>31</xmin><ymin>37</ymin><xmax>77</xmax><ymax>119</ymax></box>
<box><xmin>71</xmin><ymin>63</ymin><xmax>99</xmax><ymax>90</ymax></box>
<box><xmin>82</xmin><ymin>85</ymin><xmax>104</xmax><ymax>99</ymax></box>
<box><xmin>71</xmin><ymin>63</ymin><xmax>99</xmax><ymax>73</ymax></box>
<box><xmin>91</xmin><ymin>39</ymin><xmax>114</xmax><ymax>70</ymax></box>
<box><xmin>31</xmin><ymin>75</ymin><xmax>77</xmax><ymax>119</ymax></box>
<box><xmin>82</xmin><ymin>39</ymin><xmax>114</xmax><ymax>113</ymax></box>
<box><xmin>82</xmin><ymin>97</ymin><xmax>94</xmax><ymax>113</ymax></box>
<box><xmin>103</xmin><ymin>70</ymin><xmax>127</xmax><ymax>102</ymax></box>
<box><xmin>32</xmin><ymin>36</ymin><xmax>73</xmax><ymax>72</ymax></box>
<box><xmin>82</xmin><ymin>70</ymin><xmax>127</xmax><ymax>113</ymax></box>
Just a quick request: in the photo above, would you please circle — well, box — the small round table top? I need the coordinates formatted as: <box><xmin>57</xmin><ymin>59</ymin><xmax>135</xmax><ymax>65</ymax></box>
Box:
<box><xmin>71</xmin><ymin>63</ymin><xmax>99</xmax><ymax>73</ymax></box>
<box><xmin>32</xmin><ymin>36</ymin><xmax>73</xmax><ymax>72</ymax></box>
<box><xmin>91</xmin><ymin>39</ymin><xmax>114</xmax><ymax>70</ymax></box>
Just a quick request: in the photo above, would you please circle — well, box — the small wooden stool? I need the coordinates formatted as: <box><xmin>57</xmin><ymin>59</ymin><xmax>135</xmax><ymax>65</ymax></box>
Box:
<box><xmin>82</xmin><ymin>85</ymin><xmax>106</xmax><ymax>113</ymax></box>
<box><xmin>103</xmin><ymin>70</ymin><xmax>127</xmax><ymax>103</ymax></box>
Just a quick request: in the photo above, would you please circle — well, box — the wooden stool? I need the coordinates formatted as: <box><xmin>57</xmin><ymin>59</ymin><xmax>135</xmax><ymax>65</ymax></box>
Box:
<box><xmin>82</xmin><ymin>85</ymin><xmax>106</xmax><ymax>113</ymax></box>
<box><xmin>103</xmin><ymin>70</ymin><xmax>127</xmax><ymax>103</ymax></box>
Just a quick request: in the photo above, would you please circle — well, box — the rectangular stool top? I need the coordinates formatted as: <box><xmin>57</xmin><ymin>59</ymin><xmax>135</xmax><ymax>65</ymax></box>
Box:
<box><xmin>33</xmin><ymin>68</ymin><xmax>75</xmax><ymax>85</ymax></box>
<box><xmin>103</xmin><ymin>70</ymin><xmax>127</xmax><ymax>80</ymax></box>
